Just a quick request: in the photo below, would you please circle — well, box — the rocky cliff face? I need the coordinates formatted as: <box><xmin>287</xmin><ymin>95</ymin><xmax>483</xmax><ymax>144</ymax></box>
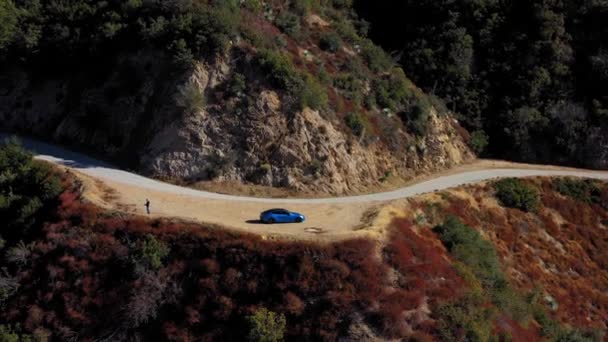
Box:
<box><xmin>0</xmin><ymin>49</ymin><xmax>473</xmax><ymax>195</ymax></box>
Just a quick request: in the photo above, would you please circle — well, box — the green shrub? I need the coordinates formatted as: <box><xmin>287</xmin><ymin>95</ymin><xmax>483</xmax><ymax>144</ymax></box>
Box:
<box><xmin>5</xmin><ymin>1</ymin><xmax>240</xmax><ymax>68</ymax></box>
<box><xmin>319</xmin><ymin>32</ymin><xmax>341</xmax><ymax>52</ymax></box>
<box><xmin>298</xmin><ymin>74</ymin><xmax>328</xmax><ymax>110</ymax></box>
<box><xmin>242</xmin><ymin>0</ymin><xmax>262</xmax><ymax>13</ymax></box>
<box><xmin>363</xmin><ymin>93</ymin><xmax>377</xmax><ymax>109</ymax></box>
<box><xmin>290</xmin><ymin>0</ymin><xmax>320</xmax><ymax>16</ymax></box>
<box><xmin>230</xmin><ymin>73</ymin><xmax>247</xmax><ymax>96</ymax></box>
<box><xmin>257</xmin><ymin>50</ymin><xmax>326</xmax><ymax>110</ymax></box>
<box><xmin>333</xmin><ymin>16</ymin><xmax>360</xmax><ymax>43</ymax></box>
<box><xmin>492</xmin><ymin>287</ymin><xmax>534</xmax><ymax>323</ymax></box>
<box><xmin>494</xmin><ymin>178</ymin><xmax>540</xmax><ymax>212</ymax></box>
<box><xmin>309</xmin><ymin>160</ymin><xmax>323</xmax><ymax>177</ymax></box>
<box><xmin>0</xmin><ymin>325</ymin><xmax>18</xmax><ymax>342</ymax></box>
<box><xmin>533</xmin><ymin>304</ymin><xmax>562</xmax><ymax>338</ymax></box>
<box><xmin>374</xmin><ymin>68</ymin><xmax>412</xmax><ymax>111</ymax></box>
<box><xmin>169</xmin><ymin>38</ymin><xmax>194</xmax><ymax>66</ymax></box>
<box><xmin>553</xmin><ymin>178</ymin><xmax>601</xmax><ymax>204</ymax></box>
<box><xmin>247</xmin><ymin>307</ymin><xmax>286</xmax><ymax>342</ymax></box>
<box><xmin>257</xmin><ymin>49</ymin><xmax>300</xmax><ymax>90</ymax></box>
<box><xmin>0</xmin><ymin>324</ymin><xmax>32</xmax><ymax>342</ymax></box>
<box><xmin>470</xmin><ymin>130</ymin><xmax>489</xmax><ymax>154</ymax></box>
<box><xmin>176</xmin><ymin>82</ymin><xmax>205</xmax><ymax>113</ymax></box>
<box><xmin>316</xmin><ymin>64</ymin><xmax>331</xmax><ymax>85</ymax></box>
<box><xmin>139</xmin><ymin>234</ymin><xmax>169</xmax><ymax>270</ymax></box>
<box><xmin>333</xmin><ymin>73</ymin><xmax>363</xmax><ymax>104</ymax></box>
<box><xmin>361</xmin><ymin>40</ymin><xmax>392</xmax><ymax>72</ymax></box>
<box><xmin>379</xmin><ymin>171</ymin><xmax>392</xmax><ymax>183</ymax></box>
<box><xmin>345</xmin><ymin>112</ymin><xmax>364</xmax><ymax>137</ymax></box>
<box><xmin>0</xmin><ymin>0</ymin><xmax>18</xmax><ymax>50</ymax></box>
<box><xmin>344</xmin><ymin>58</ymin><xmax>366</xmax><ymax>77</ymax></box>
<box><xmin>374</xmin><ymin>79</ymin><xmax>394</xmax><ymax>110</ymax></box>
<box><xmin>330</xmin><ymin>0</ymin><xmax>353</xmax><ymax>9</ymax></box>
<box><xmin>0</xmin><ymin>271</ymin><xmax>19</xmax><ymax>304</ymax></box>
<box><xmin>405</xmin><ymin>103</ymin><xmax>430</xmax><ymax>137</ymax></box>
<box><xmin>273</xmin><ymin>35</ymin><xmax>288</xmax><ymax>49</ymax></box>
<box><xmin>434</xmin><ymin>217</ymin><xmax>507</xmax><ymax>291</ymax></box>
<box><xmin>387</xmin><ymin>68</ymin><xmax>412</xmax><ymax>102</ymax></box>
<box><xmin>555</xmin><ymin>329</ymin><xmax>603</xmax><ymax>342</ymax></box>
<box><xmin>240</xmin><ymin>26</ymin><xmax>271</xmax><ymax>48</ymax></box>
<box><xmin>275</xmin><ymin>12</ymin><xmax>302</xmax><ymax>40</ymax></box>
<box><xmin>532</xmin><ymin>304</ymin><xmax>603</xmax><ymax>341</ymax></box>
<box><xmin>205</xmin><ymin>1</ymin><xmax>241</xmax><ymax>53</ymax></box>
<box><xmin>428</xmin><ymin>94</ymin><xmax>449</xmax><ymax>114</ymax></box>
<box><xmin>436</xmin><ymin>292</ymin><xmax>495</xmax><ymax>342</ymax></box>
<box><xmin>0</xmin><ymin>140</ymin><xmax>62</xmax><ymax>238</ymax></box>
<box><xmin>259</xmin><ymin>163</ymin><xmax>272</xmax><ymax>173</ymax></box>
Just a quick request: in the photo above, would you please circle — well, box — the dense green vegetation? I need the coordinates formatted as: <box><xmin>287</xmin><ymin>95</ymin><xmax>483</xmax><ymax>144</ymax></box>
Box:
<box><xmin>138</xmin><ymin>234</ymin><xmax>169</xmax><ymax>271</ymax></box>
<box><xmin>357</xmin><ymin>0</ymin><xmax>608</xmax><ymax>166</ymax></box>
<box><xmin>345</xmin><ymin>112</ymin><xmax>364</xmax><ymax>136</ymax></box>
<box><xmin>0</xmin><ymin>0</ymin><xmax>239</xmax><ymax>68</ymax></box>
<box><xmin>435</xmin><ymin>217</ymin><xmax>507</xmax><ymax>292</ymax></box>
<box><xmin>0</xmin><ymin>0</ymin><xmax>17</xmax><ymax>50</ymax></box>
<box><xmin>0</xmin><ymin>324</ymin><xmax>33</xmax><ymax>342</ymax></box>
<box><xmin>494</xmin><ymin>178</ymin><xmax>541</xmax><ymax>212</ymax></box>
<box><xmin>256</xmin><ymin>49</ymin><xmax>327</xmax><ymax>110</ymax></box>
<box><xmin>246</xmin><ymin>308</ymin><xmax>286</xmax><ymax>342</ymax></box>
<box><xmin>0</xmin><ymin>141</ymin><xmax>60</xmax><ymax>326</ymax></box>
<box><xmin>553</xmin><ymin>178</ymin><xmax>603</xmax><ymax>205</ymax></box>
<box><xmin>0</xmin><ymin>139</ymin><xmax>61</xmax><ymax>244</ymax></box>
<box><xmin>434</xmin><ymin>217</ymin><xmax>530</xmax><ymax>323</ymax></box>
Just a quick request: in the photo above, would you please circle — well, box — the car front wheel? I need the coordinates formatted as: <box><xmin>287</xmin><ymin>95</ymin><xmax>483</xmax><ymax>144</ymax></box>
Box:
<box><xmin>295</xmin><ymin>217</ymin><xmax>303</xmax><ymax>223</ymax></box>
<box><xmin>267</xmin><ymin>218</ymin><xmax>275</xmax><ymax>224</ymax></box>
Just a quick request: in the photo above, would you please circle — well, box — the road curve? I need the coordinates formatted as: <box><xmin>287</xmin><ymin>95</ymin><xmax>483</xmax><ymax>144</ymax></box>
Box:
<box><xmin>5</xmin><ymin>134</ymin><xmax>608</xmax><ymax>204</ymax></box>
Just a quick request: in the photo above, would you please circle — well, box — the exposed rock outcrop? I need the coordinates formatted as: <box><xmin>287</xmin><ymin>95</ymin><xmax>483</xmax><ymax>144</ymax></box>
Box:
<box><xmin>0</xmin><ymin>50</ymin><xmax>474</xmax><ymax>195</ymax></box>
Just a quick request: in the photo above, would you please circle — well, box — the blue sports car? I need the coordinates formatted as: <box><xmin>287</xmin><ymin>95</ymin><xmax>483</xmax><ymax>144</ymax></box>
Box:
<box><xmin>260</xmin><ymin>208</ymin><xmax>306</xmax><ymax>224</ymax></box>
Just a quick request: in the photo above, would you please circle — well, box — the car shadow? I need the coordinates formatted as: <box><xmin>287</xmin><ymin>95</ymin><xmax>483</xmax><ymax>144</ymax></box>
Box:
<box><xmin>245</xmin><ymin>220</ymin><xmax>265</xmax><ymax>224</ymax></box>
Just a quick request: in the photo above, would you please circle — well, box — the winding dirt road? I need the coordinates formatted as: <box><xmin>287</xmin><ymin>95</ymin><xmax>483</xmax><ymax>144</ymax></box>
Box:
<box><xmin>5</xmin><ymin>134</ymin><xmax>608</xmax><ymax>240</ymax></box>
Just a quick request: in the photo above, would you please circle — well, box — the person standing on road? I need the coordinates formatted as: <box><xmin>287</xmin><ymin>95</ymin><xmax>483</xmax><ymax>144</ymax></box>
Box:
<box><xmin>145</xmin><ymin>199</ymin><xmax>151</xmax><ymax>215</ymax></box>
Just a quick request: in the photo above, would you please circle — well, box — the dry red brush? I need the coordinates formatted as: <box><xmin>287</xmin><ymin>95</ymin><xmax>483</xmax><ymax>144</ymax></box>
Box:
<box><xmin>2</xmin><ymin>187</ymin><xmax>422</xmax><ymax>340</ymax></box>
<box><xmin>441</xmin><ymin>179</ymin><xmax>608</xmax><ymax>331</ymax></box>
<box><xmin>377</xmin><ymin>219</ymin><xmax>467</xmax><ymax>338</ymax></box>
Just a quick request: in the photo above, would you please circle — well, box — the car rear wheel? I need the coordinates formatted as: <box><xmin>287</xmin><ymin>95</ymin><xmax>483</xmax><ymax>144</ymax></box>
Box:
<box><xmin>267</xmin><ymin>218</ymin><xmax>275</xmax><ymax>224</ymax></box>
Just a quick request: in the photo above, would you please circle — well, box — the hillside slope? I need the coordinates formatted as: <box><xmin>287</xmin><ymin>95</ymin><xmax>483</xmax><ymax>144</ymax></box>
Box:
<box><xmin>399</xmin><ymin>177</ymin><xmax>608</xmax><ymax>334</ymax></box>
<box><xmin>0</xmin><ymin>0</ymin><xmax>473</xmax><ymax>195</ymax></box>
<box><xmin>1</xmin><ymin>142</ymin><xmax>605</xmax><ymax>341</ymax></box>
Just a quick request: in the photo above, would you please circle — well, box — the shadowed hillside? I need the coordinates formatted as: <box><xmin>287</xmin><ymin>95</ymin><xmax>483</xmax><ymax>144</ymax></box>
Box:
<box><xmin>0</xmin><ymin>0</ymin><xmax>473</xmax><ymax>195</ymax></box>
